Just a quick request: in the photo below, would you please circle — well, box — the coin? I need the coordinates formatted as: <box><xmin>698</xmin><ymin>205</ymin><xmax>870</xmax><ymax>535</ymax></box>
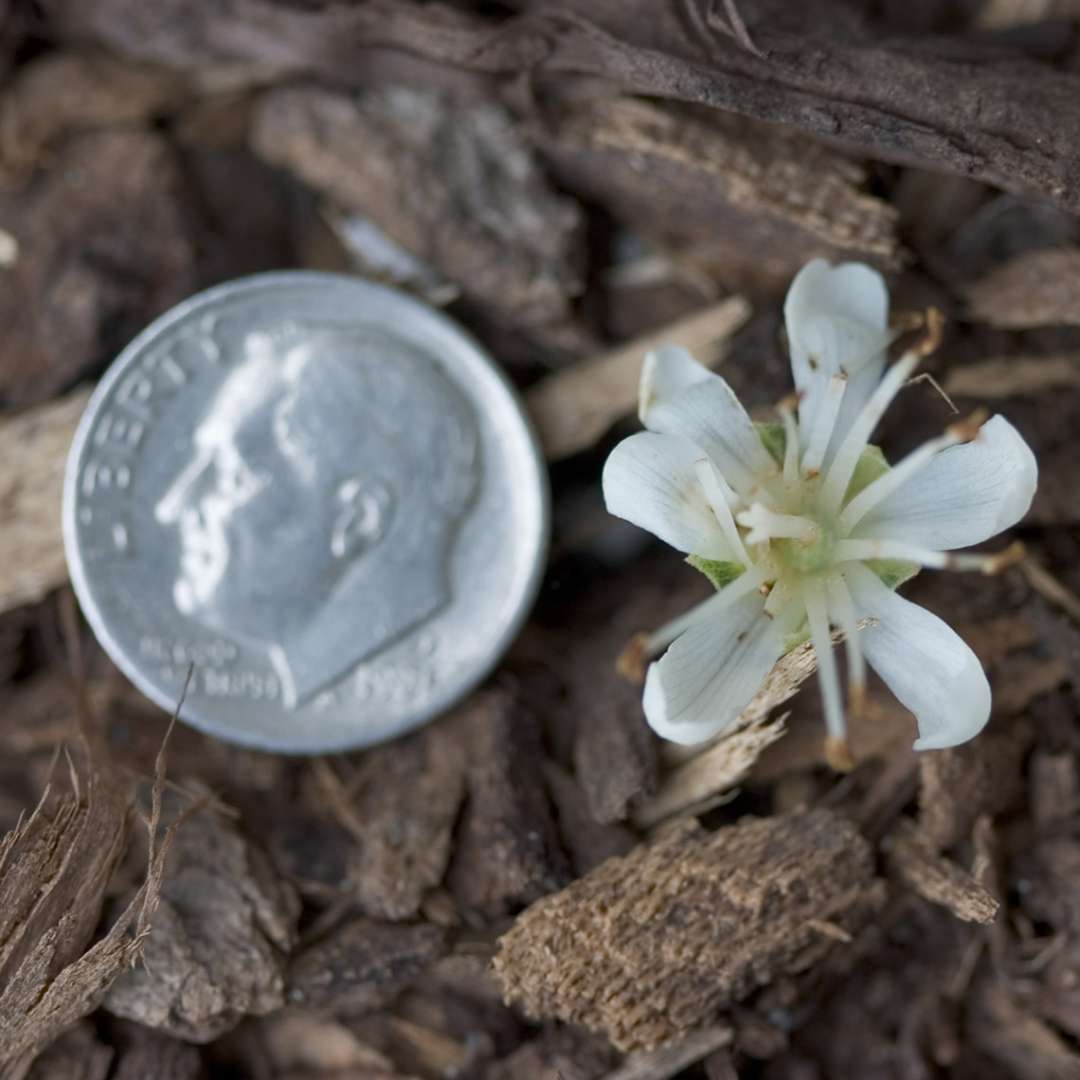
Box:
<box><xmin>63</xmin><ymin>272</ymin><xmax>549</xmax><ymax>752</ymax></box>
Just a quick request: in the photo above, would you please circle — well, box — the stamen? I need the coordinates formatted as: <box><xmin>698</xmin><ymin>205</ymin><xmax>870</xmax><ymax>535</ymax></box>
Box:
<box><xmin>834</xmin><ymin>537</ymin><xmax>1024</xmax><ymax>574</ymax></box>
<box><xmin>762</xmin><ymin>575</ymin><xmax>796</xmax><ymax>617</ymax></box>
<box><xmin>838</xmin><ymin>409</ymin><xmax>988</xmax><ymax>534</ymax></box>
<box><xmin>777</xmin><ymin>395</ymin><xmax>801</xmax><ymax>486</ymax></box>
<box><xmin>804</xmin><ymin>579</ymin><xmax>845</xmax><ymax>743</ymax></box>
<box><xmin>834</xmin><ymin>538</ymin><xmax>947</xmax><ymax>568</ymax></box>
<box><xmin>826</xmin><ymin>572</ymin><xmax>865</xmax><ymax>720</ymax></box>
<box><xmin>644</xmin><ymin>565</ymin><xmax>766</xmax><ymax>656</ymax></box>
<box><xmin>694</xmin><ymin>458</ymin><xmax>750</xmax><ymax>565</ymax></box>
<box><xmin>824</xmin><ymin>735</ymin><xmax>855</xmax><ymax>773</ymax></box>
<box><xmin>821</xmin><ymin>350</ymin><xmax>921</xmax><ymax>516</ymax></box>
<box><xmin>736</xmin><ymin>504</ymin><xmax>819</xmax><ymax>546</ymax></box>
<box><xmin>801</xmin><ymin>373</ymin><xmax>847</xmax><ymax>477</ymax></box>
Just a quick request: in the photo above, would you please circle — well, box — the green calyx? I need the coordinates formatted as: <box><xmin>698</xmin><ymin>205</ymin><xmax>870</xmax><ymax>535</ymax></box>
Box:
<box><xmin>686</xmin><ymin>555</ymin><xmax>745</xmax><ymax>591</ymax></box>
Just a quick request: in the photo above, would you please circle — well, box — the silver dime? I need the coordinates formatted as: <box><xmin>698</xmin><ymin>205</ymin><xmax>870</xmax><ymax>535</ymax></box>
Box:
<box><xmin>63</xmin><ymin>272</ymin><xmax>549</xmax><ymax>752</ymax></box>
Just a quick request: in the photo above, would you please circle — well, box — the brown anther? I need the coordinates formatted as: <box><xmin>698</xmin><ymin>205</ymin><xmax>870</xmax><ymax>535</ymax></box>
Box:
<box><xmin>981</xmin><ymin>541</ymin><xmax>1026</xmax><ymax>576</ymax></box>
<box><xmin>777</xmin><ymin>391</ymin><xmax>800</xmax><ymax>415</ymax></box>
<box><xmin>616</xmin><ymin>632</ymin><xmax>649</xmax><ymax>684</ymax></box>
<box><xmin>945</xmin><ymin>407</ymin><xmax>989</xmax><ymax>444</ymax></box>
<box><xmin>915</xmin><ymin>307</ymin><xmax>945</xmax><ymax>357</ymax></box>
<box><xmin>824</xmin><ymin>735</ymin><xmax>855</xmax><ymax>773</ymax></box>
<box><xmin>758</xmin><ymin>581</ymin><xmax>772</xmax><ymax>597</ymax></box>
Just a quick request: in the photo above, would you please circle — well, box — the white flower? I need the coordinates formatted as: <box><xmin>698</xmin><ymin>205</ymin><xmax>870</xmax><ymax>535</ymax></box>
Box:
<box><xmin>602</xmin><ymin>259</ymin><xmax>1038</xmax><ymax>764</ymax></box>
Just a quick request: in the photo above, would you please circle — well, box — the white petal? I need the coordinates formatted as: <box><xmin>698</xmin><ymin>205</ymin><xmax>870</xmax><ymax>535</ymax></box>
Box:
<box><xmin>643</xmin><ymin>593</ymin><xmax>783</xmax><ymax>745</ymax></box>
<box><xmin>784</xmin><ymin>260</ymin><xmax>891</xmax><ymax>455</ymax></box>
<box><xmin>641</xmin><ymin>368</ymin><xmax>776</xmax><ymax>497</ymax></box>
<box><xmin>602</xmin><ymin>431</ymin><xmax>734</xmax><ymax>559</ymax></box>
<box><xmin>854</xmin><ymin>416</ymin><xmax>1037</xmax><ymax>550</ymax></box>
<box><xmin>638</xmin><ymin>345</ymin><xmax>712</xmax><ymax>424</ymax></box>
<box><xmin>846</xmin><ymin>564</ymin><xmax>990</xmax><ymax>750</ymax></box>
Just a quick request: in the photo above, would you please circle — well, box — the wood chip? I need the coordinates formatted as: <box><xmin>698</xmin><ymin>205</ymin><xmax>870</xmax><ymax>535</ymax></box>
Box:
<box><xmin>0</xmin><ymin>131</ymin><xmax>199</xmax><ymax>407</ymax></box>
<box><xmin>42</xmin><ymin>0</ymin><xmax>1080</xmax><ymax>211</ymax></box>
<box><xmin>252</xmin><ymin>1010</ymin><xmax>395</xmax><ymax>1074</ymax></box>
<box><xmin>446</xmin><ymin>688</ymin><xmax>570</xmax><ymax>921</ymax></box>
<box><xmin>632</xmin><ymin>713</ymin><xmax>787</xmax><ymax>829</ymax></box>
<box><xmin>21</xmin><ymin>1023</ymin><xmax>113</xmax><ymax>1080</ymax></box>
<box><xmin>541</xmin><ymin>96</ymin><xmax>902</xmax><ymax>291</ymax></box>
<box><xmin>0</xmin><ymin>738</ymin><xmax>175</xmax><ymax>1073</ymax></box>
<box><xmin>103</xmin><ymin>792</ymin><xmax>301</xmax><ymax>1042</ymax></box>
<box><xmin>251</xmin><ymin>83</ymin><xmax>583</xmax><ymax>328</ymax></box>
<box><xmin>323</xmin><ymin>723</ymin><xmax>467</xmax><ymax>921</ymax></box>
<box><xmin>917</xmin><ymin>721</ymin><xmax>1032</xmax><ymax>850</ymax></box>
<box><xmin>966</xmin><ymin>248</ymin><xmax>1080</xmax><ymax>327</ymax></box>
<box><xmin>602</xmin><ymin>1025</ymin><xmax>734</xmax><ymax>1080</ymax></box>
<box><xmin>0</xmin><ymin>52</ymin><xmax>187</xmax><ymax>177</ymax></box>
<box><xmin>526</xmin><ymin>296</ymin><xmax>751</xmax><ymax>461</ymax></box>
<box><xmin>1030</xmin><ymin>750</ymin><xmax>1080</xmax><ymax>828</ymax></box>
<box><xmin>286</xmin><ymin>919</ymin><xmax>446</xmax><ymax>1017</ymax></box>
<box><xmin>944</xmin><ymin>354</ymin><xmax>1080</xmax><ymax>400</ymax></box>
<box><xmin>885</xmin><ymin>819</ymin><xmax>999</xmax><ymax>924</ymax></box>
<box><xmin>0</xmin><ymin>390</ymin><xmax>91</xmax><ymax>614</ymax></box>
<box><xmin>493</xmin><ymin>809</ymin><xmax>885</xmax><ymax>1051</ymax></box>
<box><xmin>978</xmin><ymin>0</ymin><xmax>1080</xmax><ymax>26</ymax></box>
<box><xmin>109</xmin><ymin>1025</ymin><xmax>202</xmax><ymax>1080</ymax></box>
<box><xmin>970</xmin><ymin>980</ymin><xmax>1080</xmax><ymax>1080</ymax></box>
<box><xmin>486</xmin><ymin>1024</ymin><xmax>617</xmax><ymax>1080</ymax></box>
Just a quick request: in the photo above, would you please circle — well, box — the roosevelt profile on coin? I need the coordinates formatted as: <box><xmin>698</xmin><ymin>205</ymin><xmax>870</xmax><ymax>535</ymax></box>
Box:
<box><xmin>153</xmin><ymin>322</ymin><xmax>480</xmax><ymax>709</ymax></box>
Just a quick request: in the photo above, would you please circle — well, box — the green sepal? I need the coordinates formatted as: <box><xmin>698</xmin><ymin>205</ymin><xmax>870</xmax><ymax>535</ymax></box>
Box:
<box><xmin>756</xmin><ymin>421</ymin><xmax>787</xmax><ymax>468</ymax></box>
<box><xmin>686</xmin><ymin>555</ymin><xmax>745</xmax><ymax>592</ymax></box>
<box><xmin>867</xmin><ymin>558</ymin><xmax>920</xmax><ymax>591</ymax></box>
<box><xmin>846</xmin><ymin>443</ymin><xmax>890</xmax><ymax>500</ymax></box>
<box><xmin>782</xmin><ymin>617</ymin><xmax>810</xmax><ymax>654</ymax></box>
<box><xmin>757</xmin><ymin>421</ymin><xmax>890</xmax><ymax>502</ymax></box>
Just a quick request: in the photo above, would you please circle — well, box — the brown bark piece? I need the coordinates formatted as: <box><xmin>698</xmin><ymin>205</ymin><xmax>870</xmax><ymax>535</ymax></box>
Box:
<box><xmin>0</xmin><ymin>52</ymin><xmax>187</xmax><ymax>177</ymax></box>
<box><xmin>970</xmin><ymin>980</ymin><xmax>1080</xmax><ymax>1080</ymax></box>
<box><xmin>541</xmin><ymin>96</ymin><xmax>902</xmax><ymax>292</ymax></box>
<box><xmin>967</xmin><ymin>248</ymin><xmax>1080</xmax><ymax>328</ymax></box>
<box><xmin>945</xmin><ymin>354</ymin><xmax>1080</xmax><ymax>401</ymax></box>
<box><xmin>1014</xmin><ymin>834</ymin><xmax>1080</xmax><ymax>934</ymax></box>
<box><xmin>0</xmin><ymin>390</ymin><xmax>91</xmax><ymax>614</ymax></box>
<box><xmin>246</xmin><ymin>1010</ymin><xmax>395</xmax><ymax>1074</ymax></box>
<box><xmin>446</xmin><ymin>690</ymin><xmax>570</xmax><ymax>922</ymax></box>
<box><xmin>604</xmin><ymin>1025</ymin><xmax>734</xmax><ymax>1080</ymax></box>
<box><xmin>110</xmin><ymin>1025</ymin><xmax>203</xmax><ymax>1080</ymax></box>
<box><xmin>557</xmin><ymin>562</ymin><xmax>710</xmax><ymax>825</ymax></box>
<box><xmin>979</xmin><ymin>0</ymin><xmax>1080</xmax><ymax>25</ymax></box>
<box><xmin>41</xmin><ymin>0</ymin><xmax>1080</xmax><ymax>212</ymax></box>
<box><xmin>917</xmin><ymin>721</ymin><xmax>1032</xmax><ymax>850</ymax></box>
<box><xmin>0</xmin><ymin>748</ymin><xmax>150</xmax><ymax>1073</ymax></box>
<box><xmin>22</xmin><ymin>1024</ymin><xmax>113</xmax><ymax>1080</ymax></box>
<box><xmin>0</xmin><ymin>130</ymin><xmax>199</xmax><ymax>407</ymax></box>
<box><xmin>526</xmin><ymin>297</ymin><xmax>751</xmax><ymax>462</ymax></box>
<box><xmin>484</xmin><ymin>1024</ymin><xmax>616</xmax><ymax>1080</ymax></box>
<box><xmin>286</xmin><ymin>918</ymin><xmax>446</xmax><ymax>1017</ymax></box>
<box><xmin>104</xmin><ymin>798</ymin><xmax>301</xmax><ymax>1042</ymax></box>
<box><xmin>543</xmin><ymin>762</ymin><xmax>635</xmax><ymax>876</ymax></box>
<box><xmin>1030</xmin><ymin>749</ymin><xmax>1080</xmax><ymax>828</ymax></box>
<box><xmin>885</xmin><ymin>819</ymin><xmax>999</xmax><ymax>924</ymax></box>
<box><xmin>493</xmin><ymin>809</ymin><xmax>885</xmax><ymax>1051</ymax></box>
<box><xmin>251</xmin><ymin>83</ymin><xmax>583</xmax><ymax>328</ymax></box>
<box><xmin>339</xmin><ymin>723</ymin><xmax>467</xmax><ymax>921</ymax></box>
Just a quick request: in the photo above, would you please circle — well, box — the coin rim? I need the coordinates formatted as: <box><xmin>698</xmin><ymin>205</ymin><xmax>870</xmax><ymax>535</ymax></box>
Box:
<box><xmin>63</xmin><ymin>270</ymin><xmax>551</xmax><ymax>753</ymax></box>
